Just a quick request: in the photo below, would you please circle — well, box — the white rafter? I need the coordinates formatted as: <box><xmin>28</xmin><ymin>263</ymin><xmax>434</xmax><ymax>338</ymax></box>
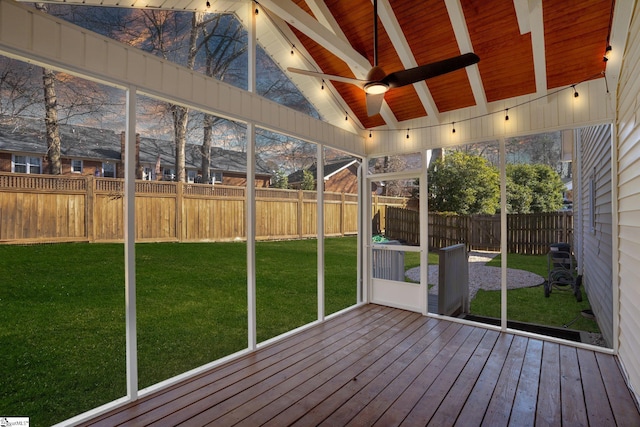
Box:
<box><xmin>513</xmin><ymin>0</ymin><xmax>531</xmax><ymax>35</ymax></box>
<box><xmin>528</xmin><ymin>0</ymin><xmax>547</xmax><ymax>96</ymax></box>
<box><xmin>444</xmin><ymin>0</ymin><xmax>488</xmax><ymax>114</ymax></box>
<box><xmin>377</xmin><ymin>0</ymin><xmax>441</xmax><ymax>124</ymax></box>
<box><xmin>304</xmin><ymin>0</ymin><xmax>349</xmax><ymax>42</ymax></box>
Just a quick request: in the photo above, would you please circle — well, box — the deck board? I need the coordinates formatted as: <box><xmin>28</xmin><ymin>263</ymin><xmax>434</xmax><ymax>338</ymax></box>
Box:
<box><xmin>80</xmin><ymin>304</ymin><xmax>640</xmax><ymax>427</ymax></box>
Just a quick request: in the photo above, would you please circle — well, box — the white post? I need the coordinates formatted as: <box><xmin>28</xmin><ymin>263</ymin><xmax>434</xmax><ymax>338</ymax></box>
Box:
<box><xmin>420</xmin><ymin>150</ymin><xmax>429</xmax><ymax>315</ymax></box>
<box><xmin>609</xmin><ymin>123</ymin><xmax>620</xmax><ymax>354</ymax></box>
<box><xmin>362</xmin><ymin>156</ymin><xmax>371</xmax><ymax>303</ymax></box>
<box><xmin>246</xmin><ymin>2</ymin><xmax>257</xmax><ymax>350</ymax></box>
<box><xmin>500</xmin><ymin>137</ymin><xmax>507</xmax><ymax>330</ymax></box>
<box><xmin>356</xmin><ymin>160</ymin><xmax>363</xmax><ymax>303</ymax></box>
<box><xmin>317</xmin><ymin>145</ymin><xmax>325</xmax><ymax>321</ymax></box>
<box><xmin>124</xmin><ymin>87</ymin><xmax>138</xmax><ymax>399</ymax></box>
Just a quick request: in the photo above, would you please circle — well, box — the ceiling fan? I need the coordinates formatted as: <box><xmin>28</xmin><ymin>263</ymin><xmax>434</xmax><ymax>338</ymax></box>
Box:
<box><xmin>287</xmin><ymin>0</ymin><xmax>480</xmax><ymax>117</ymax></box>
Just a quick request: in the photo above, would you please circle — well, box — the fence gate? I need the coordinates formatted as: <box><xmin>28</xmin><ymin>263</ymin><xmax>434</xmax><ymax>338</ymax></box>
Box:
<box><xmin>469</xmin><ymin>215</ymin><xmax>500</xmax><ymax>251</ymax></box>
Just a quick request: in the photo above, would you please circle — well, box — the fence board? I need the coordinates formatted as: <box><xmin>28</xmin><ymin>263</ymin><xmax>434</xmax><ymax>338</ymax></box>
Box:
<box><xmin>0</xmin><ymin>173</ymin><xmax>404</xmax><ymax>244</ymax></box>
<box><xmin>385</xmin><ymin>207</ymin><xmax>573</xmax><ymax>255</ymax></box>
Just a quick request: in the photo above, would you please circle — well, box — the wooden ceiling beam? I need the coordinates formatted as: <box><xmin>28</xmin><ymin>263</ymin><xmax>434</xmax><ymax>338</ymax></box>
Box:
<box><xmin>377</xmin><ymin>0</ymin><xmax>440</xmax><ymax>124</ymax></box>
<box><xmin>445</xmin><ymin>0</ymin><xmax>487</xmax><ymax>114</ymax></box>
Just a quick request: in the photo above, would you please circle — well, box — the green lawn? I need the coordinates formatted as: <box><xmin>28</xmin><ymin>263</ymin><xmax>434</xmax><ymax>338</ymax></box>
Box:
<box><xmin>0</xmin><ymin>238</ymin><xmax>358</xmax><ymax>426</ymax></box>
<box><xmin>472</xmin><ymin>253</ymin><xmax>599</xmax><ymax>332</ymax></box>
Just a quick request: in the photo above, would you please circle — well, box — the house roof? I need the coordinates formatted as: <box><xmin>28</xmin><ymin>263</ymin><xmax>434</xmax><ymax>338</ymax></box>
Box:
<box><xmin>0</xmin><ymin>117</ymin><xmax>271</xmax><ymax>176</ymax></box>
<box><xmin>288</xmin><ymin>158</ymin><xmax>358</xmax><ymax>184</ymax></box>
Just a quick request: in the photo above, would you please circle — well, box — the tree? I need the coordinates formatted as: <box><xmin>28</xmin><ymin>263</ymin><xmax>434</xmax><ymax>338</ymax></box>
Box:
<box><xmin>35</xmin><ymin>3</ymin><xmax>63</xmax><ymax>174</ymax></box>
<box><xmin>428</xmin><ymin>151</ymin><xmax>500</xmax><ymax>214</ymax></box>
<box><xmin>301</xmin><ymin>170</ymin><xmax>316</xmax><ymax>190</ymax></box>
<box><xmin>507</xmin><ymin>164</ymin><xmax>565</xmax><ymax>213</ymax></box>
<box><xmin>272</xmin><ymin>169</ymin><xmax>289</xmax><ymax>189</ymax></box>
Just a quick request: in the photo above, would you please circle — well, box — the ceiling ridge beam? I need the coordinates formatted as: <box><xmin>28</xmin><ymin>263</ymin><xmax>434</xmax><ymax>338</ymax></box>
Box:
<box><xmin>377</xmin><ymin>0</ymin><xmax>441</xmax><ymax>123</ymax></box>
<box><xmin>444</xmin><ymin>0</ymin><xmax>488</xmax><ymax>115</ymax></box>
<box><xmin>259</xmin><ymin>0</ymin><xmax>371</xmax><ymax>78</ymax></box>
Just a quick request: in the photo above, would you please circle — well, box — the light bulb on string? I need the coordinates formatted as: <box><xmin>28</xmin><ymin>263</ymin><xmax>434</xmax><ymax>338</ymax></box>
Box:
<box><xmin>572</xmin><ymin>85</ymin><xmax>579</xmax><ymax>98</ymax></box>
<box><xmin>505</xmin><ymin>109</ymin><xmax>509</xmax><ymax>121</ymax></box>
<box><xmin>406</xmin><ymin>129</ymin><xmax>410</xmax><ymax>139</ymax></box>
<box><xmin>452</xmin><ymin>122</ymin><xmax>456</xmax><ymax>134</ymax></box>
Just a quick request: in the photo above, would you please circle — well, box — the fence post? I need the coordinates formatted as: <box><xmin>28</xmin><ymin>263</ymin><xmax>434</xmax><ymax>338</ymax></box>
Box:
<box><xmin>340</xmin><ymin>192</ymin><xmax>345</xmax><ymax>236</ymax></box>
<box><xmin>176</xmin><ymin>181</ymin><xmax>183</xmax><ymax>241</ymax></box>
<box><xmin>86</xmin><ymin>175</ymin><xmax>95</xmax><ymax>242</ymax></box>
<box><xmin>298</xmin><ymin>189</ymin><xmax>304</xmax><ymax>238</ymax></box>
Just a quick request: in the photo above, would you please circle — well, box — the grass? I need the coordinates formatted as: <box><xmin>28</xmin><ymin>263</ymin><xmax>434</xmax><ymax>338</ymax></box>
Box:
<box><xmin>472</xmin><ymin>253</ymin><xmax>600</xmax><ymax>333</ymax></box>
<box><xmin>0</xmin><ymin>238</ymin><xmax>357</xmax><ymax>426</ymax></box>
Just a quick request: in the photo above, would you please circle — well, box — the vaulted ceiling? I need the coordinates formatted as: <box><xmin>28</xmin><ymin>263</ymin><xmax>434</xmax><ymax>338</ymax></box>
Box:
<box><xmin>260</xmin><ymin>0</ymin><xmax>615</xmax><ymax>131</ymax></box>
<box><xmin>28</xmin><ymin>0</ymin><xmax>617</xmax><ymax>134</ymax></box>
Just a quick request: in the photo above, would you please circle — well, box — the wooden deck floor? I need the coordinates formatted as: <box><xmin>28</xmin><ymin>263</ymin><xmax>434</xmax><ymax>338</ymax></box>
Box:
<box><xmin>81</xmin><ymin>304</ymin><xmax>640</xmax><ymax>426</ymax></box>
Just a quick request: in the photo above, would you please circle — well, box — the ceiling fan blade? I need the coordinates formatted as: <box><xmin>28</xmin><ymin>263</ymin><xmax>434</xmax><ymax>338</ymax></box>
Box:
<box><xmin>382</xmin><ymin>52</ymin><xmax>480</xmax><ymax>88</ymax></box>
<box><xmin>287</xmin><ymin>67</ymin><xmax>366</xmax><ymax>88</ymax></box>
<box><xmin>366</xmin><ymin>92</ymin><xmax>385</xmax><ymax>116</ymax></box>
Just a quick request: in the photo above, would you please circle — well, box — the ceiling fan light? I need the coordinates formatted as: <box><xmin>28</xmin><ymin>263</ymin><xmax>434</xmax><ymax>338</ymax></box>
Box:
<box><xmin>364</xmin><ymin>82</ymin><xmax>389</xmax><ymax>95</ymax></box>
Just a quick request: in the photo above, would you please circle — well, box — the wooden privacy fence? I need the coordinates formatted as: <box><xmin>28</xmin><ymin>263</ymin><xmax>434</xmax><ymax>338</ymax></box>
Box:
<box><xmin>0</xmin><ymin>172</ymin><xmax>406</xmax><ymax>244</ymax></box>
<box><xmin>385</xmin><ymin>207</ymin><xmax>573</xmax><ymax>255</ymax></box>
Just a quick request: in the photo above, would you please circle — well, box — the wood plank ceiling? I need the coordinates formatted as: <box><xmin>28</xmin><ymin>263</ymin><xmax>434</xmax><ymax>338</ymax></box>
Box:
<box><xmin>283</xmin><ymin>0</ymin><xmax>613</xmax><ymax>130</ymax></box>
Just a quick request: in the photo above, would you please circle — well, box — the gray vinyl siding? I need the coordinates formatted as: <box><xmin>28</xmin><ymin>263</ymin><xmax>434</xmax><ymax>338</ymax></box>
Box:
<box><xmin>576</xmin><ymin>124</ymin><xmax>613</xmax><ymax>347</ymax></box>
<box><xmin>617</xmin><ymin>2</ymin><xmax>640</xmax><ymax>401</ymax></box>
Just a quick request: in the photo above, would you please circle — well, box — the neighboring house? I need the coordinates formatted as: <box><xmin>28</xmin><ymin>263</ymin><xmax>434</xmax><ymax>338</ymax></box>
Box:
<box><xmin>0</xmin><ymin>117</ymin><xmax>272</xmax><ymax>187</ymax></box>
<box><xmin>288</xmin><ymin>158</ymin><xmax>359</xmax><ymax>192</ymax></box>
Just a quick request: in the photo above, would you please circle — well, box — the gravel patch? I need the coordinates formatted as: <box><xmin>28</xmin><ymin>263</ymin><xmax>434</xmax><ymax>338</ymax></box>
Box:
<box><xmin>405</xmin><ymin>251</ymin><xmax>545</xmax><ymax>300</ymax></box>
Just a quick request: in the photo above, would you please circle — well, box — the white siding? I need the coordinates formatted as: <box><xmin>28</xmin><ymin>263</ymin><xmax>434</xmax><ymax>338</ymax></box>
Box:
<box><xmin>617</xmin><ymin>2</ymin><xmax>640</xmax><ymax>402</ymax></box>
<box><xmin>576</xmin><ymin>124</ymin><xmax>613</xmax><ymax>347</ymax></box>
<box><xmin>366</xmin><ymin>78</ymin><xmax>614</xmax><ymax>157</ymax></box>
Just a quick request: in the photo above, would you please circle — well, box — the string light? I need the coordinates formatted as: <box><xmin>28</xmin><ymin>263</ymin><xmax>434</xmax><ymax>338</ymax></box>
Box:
<box><xmin>505</xmin><ymin>108</ymin><xmax>509</xmax><ymax>121</ymax></box>
<box><xmin>369</xmin><ymin>130</ymin><xmax>372</xmax><ymax>138</ymax></box>
<box><xmin>206</xmin><ymin>0</ymin><xmax>210</xmax><ymax>7</ymax></box>
<box><xmin>255</xmin><ymin>7</ymin><xmax>259</xmax><ymax>15</ymax></box>
<box><xmin>603</xmin><ymin>45</ymin><xmax>612</xmax><ymax>62</ymax></box>
<box><xmin>291</xmin><ymin>45</ymin><xmax>295</xmax><ymax>56</ymax></box>
<box><xmin>321</xmin><ymin>80</ymin><xmax>324</xmax><ymax>90</ymax></box>
<box><xmin>452</xmin><ymin>122</ymin><xmax>456</xmax><ymax>134</ymax></box>
<box><xmin>572</xmin><ymin>85</ymin><xmax>579</xmax><ymax>98</ymax></box>
<box><xmin>406</xmin><ymin>129</ymin><xmax>410</xmax><ymax>139</ymax></box>
<box><xmin>345</xmin><ymin>112</ymin><xmax>348</xmax><ymax>121</ymax></box>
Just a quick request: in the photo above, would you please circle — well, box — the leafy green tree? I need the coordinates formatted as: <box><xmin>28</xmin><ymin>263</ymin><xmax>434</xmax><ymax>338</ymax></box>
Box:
<box><xmin>507</xmin><ymin>164</ymin><xmax>565</xmax><ymax>213</ymax></box>
<box><xmin>428</xmin><ymin>151</ymin><xmax>500</xmax><ymax>214</ymax></box>
<box><xmin>301</xmin><ymin>170</ymin><xmax>316</xmax><ymax>190</ymax></box>
<box><xmin>272</xmin><ymin>169</ymin><xmax>289</xmax><ymax>189</ymax></box>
